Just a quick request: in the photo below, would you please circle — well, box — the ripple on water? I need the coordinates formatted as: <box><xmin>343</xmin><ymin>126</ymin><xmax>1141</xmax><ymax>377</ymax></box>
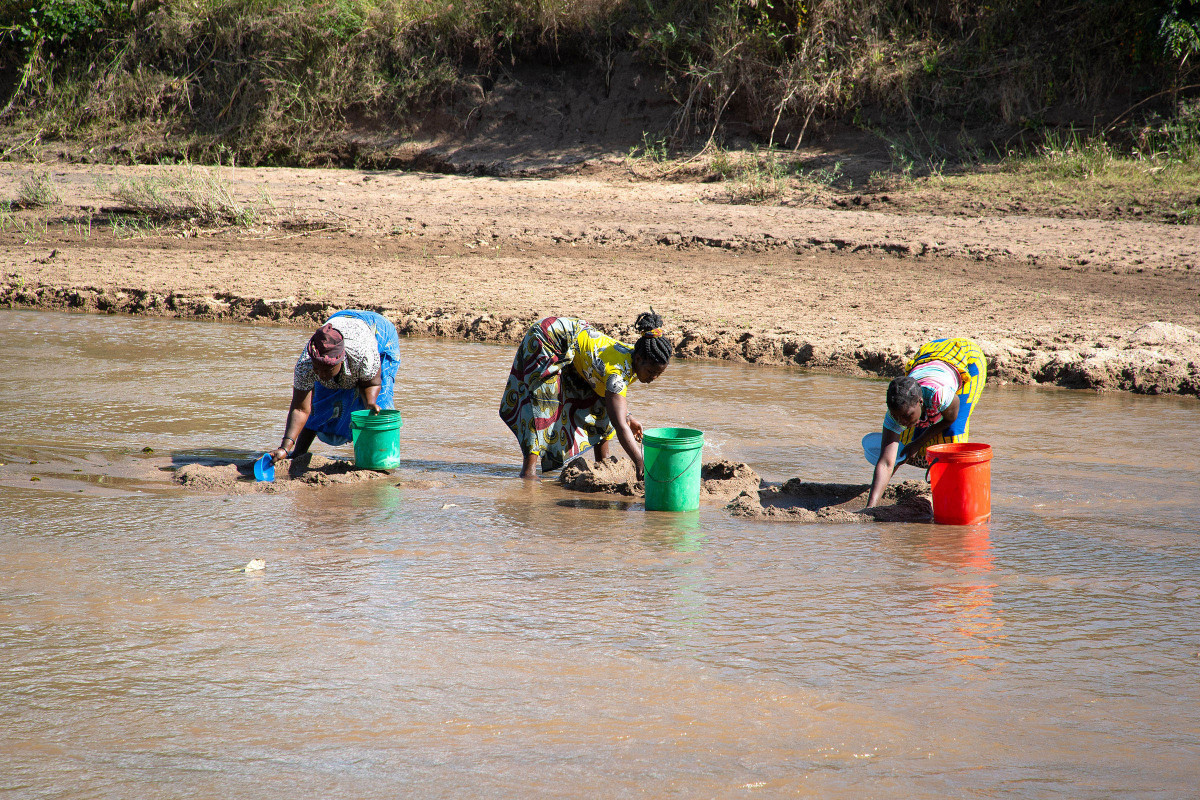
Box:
<box><xmin>2</xmin><ymin>310</ymin><xmax>1200</xmax><ymax>798</ymax></box>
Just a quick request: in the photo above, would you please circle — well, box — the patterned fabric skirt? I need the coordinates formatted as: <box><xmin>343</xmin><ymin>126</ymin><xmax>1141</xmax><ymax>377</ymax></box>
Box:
<box><xmin>499</xmin><ymin>316</ymin><xmax>615</xmax><ymax>473</ymax></box>
<box><xmin>306</xmin><ymin>309</ymin><xmax>402</xmax><ymax>446</ymax></box>
<box><xmin>900</xmin><ymin>337</ymin><xmax>987</xmax><ymax>467</ymax></box>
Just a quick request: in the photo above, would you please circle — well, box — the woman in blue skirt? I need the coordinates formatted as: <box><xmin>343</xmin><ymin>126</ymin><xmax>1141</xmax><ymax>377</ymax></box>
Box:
<box><xmin>270</xmin><ymin>309</ymin><xmax>401</xmax><ymax>463</ymax></box>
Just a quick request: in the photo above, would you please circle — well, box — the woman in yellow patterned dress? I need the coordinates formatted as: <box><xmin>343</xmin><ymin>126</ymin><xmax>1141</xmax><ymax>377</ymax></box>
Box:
<box><xmin>865</xmin><ymin>337</ymin><xmax>987</xmax><ymax>508</ymax></box>
<box><xmin>499</xmin><ymin>311</ymin><xmax>673</xmax><ymax>478</ymax></box>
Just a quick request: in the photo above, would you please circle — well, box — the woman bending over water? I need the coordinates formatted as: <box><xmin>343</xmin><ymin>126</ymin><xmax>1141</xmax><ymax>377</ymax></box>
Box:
<box><xmin>866</xmin><ymin>337</ymin><xmax>986</xmax><ymax>508</ymax></box>
<box><xmin>500</xmin><ymin>311</ymin><xmax>673</xmax><ymax>478</ymax></box>
<box><xmin>270</xmin><ymin>310</ymin><xmax>401</xmax><ymax>463</ymax></box>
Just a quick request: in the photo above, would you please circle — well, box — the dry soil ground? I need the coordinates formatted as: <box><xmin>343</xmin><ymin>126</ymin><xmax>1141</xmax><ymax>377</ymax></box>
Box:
<box><xmin>2</xmin><ymin>161</ymin><xmax>1199</xmax><ymax>396</ymax></box>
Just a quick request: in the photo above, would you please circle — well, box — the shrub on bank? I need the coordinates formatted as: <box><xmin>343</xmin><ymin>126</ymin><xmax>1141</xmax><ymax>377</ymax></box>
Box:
<box><xmin>1</xmin><ymin>0</ymin><xmax>1198</xmax><ymax>166</ymax></box>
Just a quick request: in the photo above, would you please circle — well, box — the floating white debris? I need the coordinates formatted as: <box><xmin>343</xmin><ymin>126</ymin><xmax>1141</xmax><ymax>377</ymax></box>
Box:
<box><xmin>441</xmin><ymin>503</ymin><xmax>457</xmax><ymax>510</ymax></box>
<box><xmin>243</xmin><ymin>558</ymin><xmax>266</xmax><ymax>572</ymax></box>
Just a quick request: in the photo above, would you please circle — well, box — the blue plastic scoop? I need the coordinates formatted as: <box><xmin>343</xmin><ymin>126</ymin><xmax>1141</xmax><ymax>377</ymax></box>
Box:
<box><xmin>861</xmin><ymin>432</ymin><xmax>908</xmax><ymax>466</ymax></box>
<box><xmin>252</xmin><ymin>452</ymin><xmax>275</xmax><ymax>482</ymax></box>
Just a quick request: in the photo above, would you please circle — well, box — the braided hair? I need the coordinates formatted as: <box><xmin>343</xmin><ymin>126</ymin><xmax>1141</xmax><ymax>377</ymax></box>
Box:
<box><xmin>886</xmin><ymin>376</ymin><xmax>922</xmax><ymax>415</ymax></box>
<box><xmin>632</xmin><ymin>309</ymin><xmax>673</xmax><ymax>365</ymax></box>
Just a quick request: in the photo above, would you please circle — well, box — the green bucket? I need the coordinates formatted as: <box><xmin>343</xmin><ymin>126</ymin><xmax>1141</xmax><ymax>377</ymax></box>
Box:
<box><xmin>350</xmin><ymin>409</ymin><xmax>403</xmax><ymax>470</ymax></box>
<box><xmin>642</xmin><ymin>427</ymin><xmax>704</xmax><ymax>512</ymax></box>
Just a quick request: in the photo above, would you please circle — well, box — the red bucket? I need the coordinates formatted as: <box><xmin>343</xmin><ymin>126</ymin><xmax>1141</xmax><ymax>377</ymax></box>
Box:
<box><xmin>926</xmin><ymin>443</ymin><xmax>992</xmax><ymax>525</ymax></box>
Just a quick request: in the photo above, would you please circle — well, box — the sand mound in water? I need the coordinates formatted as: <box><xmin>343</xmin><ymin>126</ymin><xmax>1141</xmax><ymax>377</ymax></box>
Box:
<box><xmin>558</xmin><ymin>456</ymin><xmax>762</xmax><ymax>503</ymax></box>
<box><xmin>698</xmin><ymin>459</ymin><xmax>763</xmax><ymax>504</ymax></box>
<box><xmin>728</xmin><ymin>479</ymin><xmax>932</xmax><ymax>523</ymax></box>
<box><xmin>174</xmin><ymin>463</ymin><xmax>242</xmax><ymax>489</ymax></box>
<box><xmin>559</xmin><ymin>455</ymin><xmax>641</xmax><ymax>496</ymax></box>
<box><xmin>173</xmin><ymin>453</ymin><xmax>392</xmax><ymax>494</ymax></box>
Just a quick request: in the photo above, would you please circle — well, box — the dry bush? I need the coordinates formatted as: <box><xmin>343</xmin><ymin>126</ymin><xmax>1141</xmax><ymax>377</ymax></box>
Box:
<box><xmin>14</xmin><ymin>170</ymin><xmax>61</xmax><ymax>208</ymax></box>
<box><xmin>108</xmin><ymin>167</ymin><xmax>269</xmax><ymax>226</ymax></box>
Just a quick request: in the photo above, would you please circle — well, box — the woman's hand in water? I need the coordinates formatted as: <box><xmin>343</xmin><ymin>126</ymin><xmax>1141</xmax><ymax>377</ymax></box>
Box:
<box><xmin>626</xmin><ymin>415</ymin><xmax>644</xmax><ymax>442</ymax></box>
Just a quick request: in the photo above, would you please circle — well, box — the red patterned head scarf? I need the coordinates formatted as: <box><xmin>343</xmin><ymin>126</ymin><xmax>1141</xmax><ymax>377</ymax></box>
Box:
<box><xmin>307</xmin><ymin>323</ymin><xmax>345</xmax><ymax>366</ymax></box>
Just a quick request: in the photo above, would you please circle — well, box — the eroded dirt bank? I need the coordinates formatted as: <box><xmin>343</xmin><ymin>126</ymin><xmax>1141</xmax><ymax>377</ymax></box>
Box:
<box><xmin>3</xmin><ymin>163</ymin><xmax>1199</xmax><ymax>395</ymax></box>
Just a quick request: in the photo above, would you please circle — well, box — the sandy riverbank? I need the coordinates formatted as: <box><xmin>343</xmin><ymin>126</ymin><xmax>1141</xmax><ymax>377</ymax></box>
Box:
<box><xmin>2</xmin><ymin>162</ymin><xmax>1198</xmax><ymax>396</ymax></box>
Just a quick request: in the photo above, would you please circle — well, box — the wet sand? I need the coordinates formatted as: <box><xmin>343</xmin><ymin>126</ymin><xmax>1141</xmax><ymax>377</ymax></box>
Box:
<box><xmin>15</xmin><ymin>441</ymin><xmax>934</xmax><ymax>524</ymax></box>
<box><xmin>728</xmin><ymin>478</ymin><xmax>934</xmax><ymax>523</ymax></box>
<box><xmin>558</xmin><ymin>455</ymin><xmax>933</xmax><ymax>522</ymax></box>
<box><xmin>55</xmin><ymin>445</ymin><xmax>929</xmax><ymax>525</ymax></box>
<box><xmin>173</xmin><ymin>452</ymin><xmax>394</xmax><ymax>494</ymax></box>
<box><xmin>2</xmin><ymin>162</ymin><xmax>1199</xmax><ymax>396</ymax></box>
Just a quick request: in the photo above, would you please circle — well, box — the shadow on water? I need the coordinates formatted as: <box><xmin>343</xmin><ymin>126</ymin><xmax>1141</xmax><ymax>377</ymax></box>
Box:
<box><xmin>541</xmin><ymin>497</ymin><xmax>705</xmax><ymax>551</ymax></box>
<box><xmin>556</xmin><ymin>498</ymin><xmax>637</xmax><ymax>511</ymax></box>
<box><xmin>397</xmin><ymin>457</ymin><xmax>521</xmax><ymax>478</ymax></box>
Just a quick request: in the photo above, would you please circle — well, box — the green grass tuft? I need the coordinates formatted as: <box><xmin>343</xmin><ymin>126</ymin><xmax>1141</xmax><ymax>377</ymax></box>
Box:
<box><xmin>107</xmin><ymin>167</ymin><xmax>271</xmax><ymax>226</ymax></box>
<box><xmin>14</xmin><ymin>170</ymin><xmax>61</xmax><ymax>208</ymax></box>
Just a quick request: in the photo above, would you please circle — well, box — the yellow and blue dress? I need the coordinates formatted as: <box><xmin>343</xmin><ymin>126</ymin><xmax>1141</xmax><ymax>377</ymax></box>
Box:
<box><xmin>885</xmin><ymin>337</ymin><xmax>987</xmax><ymax>466</ymax></box>
<box><xmin>499</xmin><ymin>317</ymin><xmax>638</xmax><ymax>472</ymax></box>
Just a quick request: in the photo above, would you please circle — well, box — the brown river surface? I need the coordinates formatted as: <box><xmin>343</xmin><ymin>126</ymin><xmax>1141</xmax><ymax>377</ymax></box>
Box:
<box><xmin>2</xmin><ymin>309</ymin><xmax>1199</xmax><ymax>798</ymax></box>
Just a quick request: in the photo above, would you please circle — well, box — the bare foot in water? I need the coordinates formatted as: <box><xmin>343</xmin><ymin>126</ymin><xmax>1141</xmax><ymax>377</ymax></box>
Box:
<box><xmin>520</xmin><ymin>453</ymin><xmax>539</xmax><ymax>479</ymax></box>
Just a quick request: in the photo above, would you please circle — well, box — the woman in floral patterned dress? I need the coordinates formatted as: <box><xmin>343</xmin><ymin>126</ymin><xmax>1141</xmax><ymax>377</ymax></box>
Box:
<box><xmin>500</xmin><ymin>311</ymin><xmax>674</xmax><ymax>478</ymax></box>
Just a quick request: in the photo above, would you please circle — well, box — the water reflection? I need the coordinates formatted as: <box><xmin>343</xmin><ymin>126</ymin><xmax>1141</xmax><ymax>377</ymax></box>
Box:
<box><xmin>885</xmin><ymin>525</ymin><xmax>1005</xmax><ymax>672</ymax></box>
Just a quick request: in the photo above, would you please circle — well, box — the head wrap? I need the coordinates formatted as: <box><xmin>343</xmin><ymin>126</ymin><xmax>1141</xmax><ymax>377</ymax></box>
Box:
<box><xmin>307</xmin><ymin>323</ymin><xmax>345</xmax><ymax>366</ymax></box>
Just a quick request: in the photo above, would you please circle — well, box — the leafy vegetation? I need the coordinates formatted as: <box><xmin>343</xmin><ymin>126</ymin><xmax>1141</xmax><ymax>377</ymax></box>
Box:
<box><xmin>0</xmin><ymin>1</ymin><xmax>1197</xmax><ymax>169</ymax></box>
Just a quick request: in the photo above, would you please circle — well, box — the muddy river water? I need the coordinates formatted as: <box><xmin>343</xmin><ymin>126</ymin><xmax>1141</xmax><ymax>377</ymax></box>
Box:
<box><xmin>2</xmin><ymin>309</ymin><xmax>1198</xmax><ymax>798</ymax></box>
